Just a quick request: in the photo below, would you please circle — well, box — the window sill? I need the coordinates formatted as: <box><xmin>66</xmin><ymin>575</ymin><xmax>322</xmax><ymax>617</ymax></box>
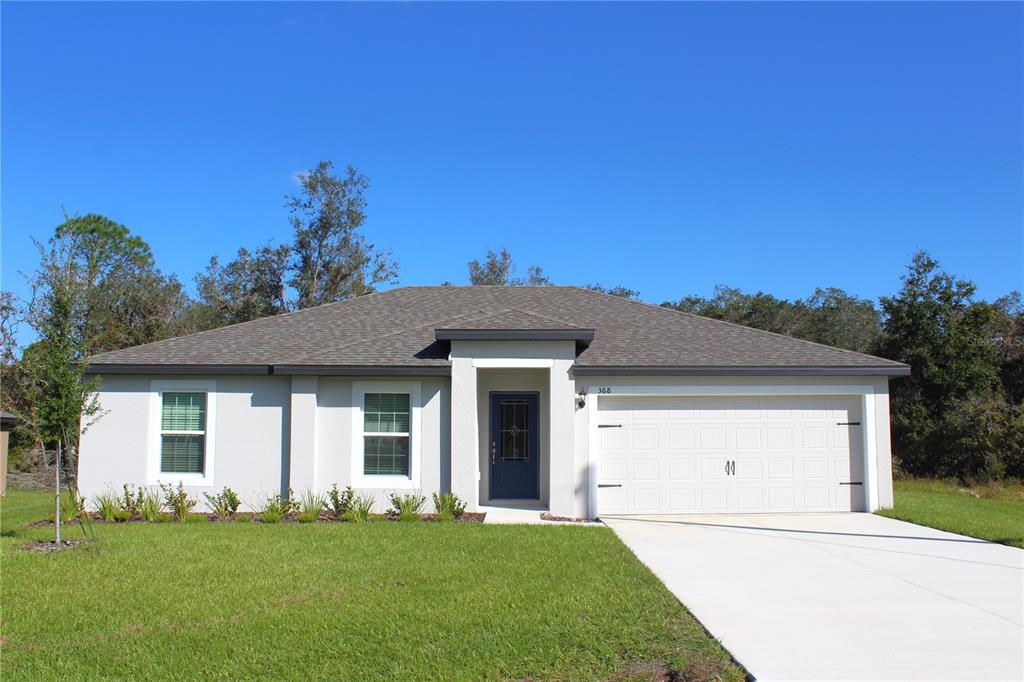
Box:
<box><xmin>148</xmin><ymin>473</ymin><xmax>215</xmax><ymax>488</ymax></box>
<box><xmin>352</xmin><ymin>475</ymin><xmax>420</xmax><ymax>490</ymax></box>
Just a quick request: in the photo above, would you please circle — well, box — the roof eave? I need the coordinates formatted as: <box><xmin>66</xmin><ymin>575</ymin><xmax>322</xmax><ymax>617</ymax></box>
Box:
<box><xmin>84</xmin><ymin>363</ymin><xmax>272</xmax><ymax>376</ymax></box>
<box><xmin>573</xmin><ymin>364</ymin><xmax>911</xmax><ymax>377</ymax></box>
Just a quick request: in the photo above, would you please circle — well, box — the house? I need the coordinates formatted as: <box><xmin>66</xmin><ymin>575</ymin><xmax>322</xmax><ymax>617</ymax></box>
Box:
<box><xmin>78</xmin><ymin>286</ymin><xmax>909</xmax><ymax>518</ymax></box>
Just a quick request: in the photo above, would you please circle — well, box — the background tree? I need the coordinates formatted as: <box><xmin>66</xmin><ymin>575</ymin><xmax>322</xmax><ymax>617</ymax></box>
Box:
<box><xmin>796</xmin><ymin>287</ymin><xmax>880</xmax><ymax>354</ymax></box>
<box><xmin>6</xmin><ymin>213</ymin><xmax>187</xmax><ymax>477</ymax></box>
<box><xmin>663</xmin><ymin>286</ymin><xmax>801</xmax><ymax>336</ymax></box>
<box><xmin>194</xmin><ymin>244</ymin><xmax>290</xmax><ymax>327</ymax></box>
<box><xmin>585</xmin><ymin>284</ymin><xmax>640</xmax><ymax>300</ymax></box>
<box><xmin>467</xmin><ymin>247</ymin><xmax>549</xmax><ymax>285</ymax></box>
<box><xmin>55</xmin><ymin>213</ymin><xmax>190</xmax><ymax>353</ymax></box>
<box><xmin>287</xmin><ymin>161</ymin><xmax>397</xmax><ymax>308</ymax></box>
<box><xmin>877</xmin><ymin>251</ymin><xmax>1010</xmax><ymax>479</ymax></box>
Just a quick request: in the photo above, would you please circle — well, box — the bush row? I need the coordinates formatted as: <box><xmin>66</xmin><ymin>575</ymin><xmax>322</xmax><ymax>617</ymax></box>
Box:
<box><xmin>64</xmin><ymin>484</ymin><xmax>468</xmax><ymax>524</ymax></box>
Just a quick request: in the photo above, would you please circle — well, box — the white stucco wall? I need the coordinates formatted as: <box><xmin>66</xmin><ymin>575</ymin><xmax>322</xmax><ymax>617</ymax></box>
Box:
<box><xmin>78</xmin><ymin>374</ymin><xmax>450</xmax><ymax>514</ymax></box>
<box><xmin>450</xmin><ymin>340</ymin><xmax>578</xmax><ymax>517</ymax></box>
<box><xmin>78</xmin><ymin>375</ymin><xmax>292</xmax><ymax>509</ymax></box>
<box><xmin>78</xmin><ymin>369</ymin><xmax>895</xmax><ymax>517</ymax></box>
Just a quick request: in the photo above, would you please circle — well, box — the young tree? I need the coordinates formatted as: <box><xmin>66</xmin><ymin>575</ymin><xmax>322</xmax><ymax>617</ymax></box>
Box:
<box><xmin>195</xmin><ymin>244</ymin><xmax>291</xmax><ymax>327</ymax></box>
<box><xmin>877</xmin><ymin>251</ymin><xmax>1006</xmax><ymax>478</ymax></box>
<box><xmin>467</xmin><ymin>247</ymin><xmax>549</xmax><ymax>285</ymax></box>
<box><xmin>13</xmin><ymin>212</ymin><xmax>184</xmax><ymax>477</ymax></box>
<box><xmin>287</xmin><ymin>161</ymin><xmax>397</xmax><ymax>308</ymax></box>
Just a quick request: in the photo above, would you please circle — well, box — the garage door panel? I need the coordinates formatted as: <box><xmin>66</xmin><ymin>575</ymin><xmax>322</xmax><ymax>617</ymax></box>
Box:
<box><xmin>599</xmin><ymin>427</ymin><xmax>628</xmax><ymax>450</ymax></box>
<box><xmin>668</xmin><ymin>488</ymin><xmax>698</xmax><ymax>511</ymax></box>
<box><xmin>632</xmin><ymin>458</ymin><xmax>660</xmax><ymax>481</ymax></box>
<box><xmin>700</xmin><ymin>487</ymin><xmax>729</xmax><ymax>510</ymax></box>
<box><xmin>767</xmin><ymin>487</ymin><xmax>795</xmax><ymax>510</ymax></box>
<box><xmin>668</xmin><ymin>457</ymin><xmax>696</xmax><ymax>480</ymax></box>
<box><xmin>632</xmin><ymin>488</ymin><xmax>660</xmax><ymax>513</ymax></box>
<box><xmin>631</xmin><ymin>428</ymin><xmax>660</xmax><ymax>450</ymax></box>
<box><xmin>602</xmin><ymin>456</ymin><xmax>628</xmax><ymax>482</ymax></box>
<box><xmin>699</xmin><ymin>428</ymin><xmax>727</xmax><ymax>449</ymax></box>
<box><xmin>668</xmin><ymin>428</ymin><xmax>696</xmax><ymax>449</ymax></box>
<box><xmin>597</xmin><ymin>395</ymin><xmax>865</xmax><ymax>514</ymax></box>
<box><xmin>700</xmin><ymin>456</ymin><xmax>730</xmax><ymax>479</ymax></box>
<box><xmin>736</xmin><ymin>487</ymin><xmax>764</xmax><ymax>510</ymax></box>
<box><xmin>734</xmin><ymin>457</ymin><xmax>763</xmax><ymax>480</ymax></box>
<box><xmin>600</xmin><ymin>487</ymin><xmax>628</xmax><ymax>513</ymax></box>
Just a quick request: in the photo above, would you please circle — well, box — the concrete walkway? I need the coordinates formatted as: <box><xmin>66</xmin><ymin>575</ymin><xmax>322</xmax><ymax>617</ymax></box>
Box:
<box><xmin>603</xmin><ymin>513</ymin><xmax>1023</xmax><ymax>681</ymax></box>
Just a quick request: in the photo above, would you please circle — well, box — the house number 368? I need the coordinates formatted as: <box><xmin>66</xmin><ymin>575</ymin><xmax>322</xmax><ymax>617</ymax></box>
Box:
<box><xmin>597</xmin><ymin>386</ymin><xmax>613</xmax><ymax>394</ymax></box>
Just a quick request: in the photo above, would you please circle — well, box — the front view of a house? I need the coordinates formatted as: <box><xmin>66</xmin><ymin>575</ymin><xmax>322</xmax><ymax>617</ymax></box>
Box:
<box><xmin>79</xmin><ymin>286</ymin><xmax>910</xmax><ymax>518</ymax></box>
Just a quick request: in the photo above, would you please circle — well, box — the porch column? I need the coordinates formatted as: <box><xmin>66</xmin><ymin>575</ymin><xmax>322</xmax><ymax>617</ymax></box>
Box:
<box><xmin>450</xmin><ymin>356</ymin><xmax>479</xmax><ymax>511</ymax></box>
<box><xmin>548</xmin><ymin>358</ymin><xmax>577</xmax><ymax>518</ymax></box>
<box><xmin>288</xmin><ymin>375</ymin><xmax>318</xmax><ymax>493</ymax></box>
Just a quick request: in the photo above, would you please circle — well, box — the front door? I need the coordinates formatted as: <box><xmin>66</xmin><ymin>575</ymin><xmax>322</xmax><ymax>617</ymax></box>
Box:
<box><xmin>489</xmin><ymin>392</ymin><xmax>540</xmax><ymax>499</ymax></box>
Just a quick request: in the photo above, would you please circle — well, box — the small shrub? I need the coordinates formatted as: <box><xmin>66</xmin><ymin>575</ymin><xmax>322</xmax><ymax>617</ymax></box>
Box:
<box><xmin>140</xmin><ymin>489</ymin><xmax>161</xmax><ymax>522</ymax></box>
<box><xmin>57</xmin><ymin>489</ymin><xmax>87</xmax><ymax>524</ymax></box>
<box><xmin>387</xmin><ymin>492</ymin><xmax>426</xmax><ymax>522</ymax></box>
<box><xmin>258</xmin><ymin>492</ymin><xmax>292</xmax><ymax>523</ymax></box>
<box><xmin>160</xmin><ymin>482</ymin><xmax>197</xmax><ymax>522</ymax></box>
<box><xmin>113</xmin><ymin>509</ymin><xmax>132</xmax><ymax>522</ymax></box>
<box><xmin>203</xmin><ymin>487</ymin><xmax>241</xmax><ymax>519</ymax></box>
<box><xmin>343</xmin><ymin>494</ymin><xmax>375</xmax><ymax>522</ymax></box>
<box><xmin>94</xmin><ymin>490</ymin><xmax>120</xmax><ymax>522</ymax></box>
<box><xmin>432</xmin><ymin>492</ymin><xmax>467</xmax><ymax>521</ymax></box>
<box><xmin>296</xmin><ymin>489</ymin><xmax>327</xmax><ymax>523</ymax></box>
<box><xmin>235</xmin><ymin>515</ymin><xmax>252</xmax><ymax>524</ymax></box>
<box><xmin>121</xmin><ymin>484</ymin><xmax>145</xmax><ymax>518</ymax></box>
<box><xmin>327</xmin><ymin>484</ymin><xmax>354</xmax><ymax>520</ymax></box>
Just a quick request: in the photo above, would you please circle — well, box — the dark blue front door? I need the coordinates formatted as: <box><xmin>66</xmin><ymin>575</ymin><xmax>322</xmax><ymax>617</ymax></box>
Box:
<box><xmin>489</xmin><ymin>392</ymin><xmax>540</xmax><ymax>499</ymax></box>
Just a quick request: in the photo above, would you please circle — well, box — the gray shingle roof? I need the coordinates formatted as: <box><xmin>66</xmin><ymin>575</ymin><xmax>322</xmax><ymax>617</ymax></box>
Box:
<box><xmin>86</xmin><ymin>286</ymin><xmax>909</xmax><ymax>376</ymax></box>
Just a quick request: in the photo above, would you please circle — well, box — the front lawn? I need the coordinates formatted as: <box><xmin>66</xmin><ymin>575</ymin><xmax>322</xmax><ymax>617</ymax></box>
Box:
<box><xmin>0</xmin><ymin>491</ymin><xmax>742</xmax><ymax>681</ymax></box>
<box><xmin>877</xmin><ymin>478</ymin><xmax>1024</xmax><ymax>548</ymax></box>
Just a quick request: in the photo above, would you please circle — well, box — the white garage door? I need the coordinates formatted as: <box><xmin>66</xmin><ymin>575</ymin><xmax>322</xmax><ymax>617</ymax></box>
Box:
<box><xmin>597</xmin><ymin>396</ymin><xmax>865</xmax><ymax>514</ymax></box>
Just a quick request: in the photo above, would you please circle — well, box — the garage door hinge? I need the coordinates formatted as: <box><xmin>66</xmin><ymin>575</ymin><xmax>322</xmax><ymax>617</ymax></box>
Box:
<box><xmin>839</xmin><ymin>482</ymin><xmax>864</xmax><ymax>486</ymax></box>
<box><xmin>598</xmin><ymin>484</ymin><xmax>623</xmax><ymax>488</ymax></box>
<box><xmin>597</xmin><ymin>424</ymin><xmax>623</xmax><ymax>428</ymax></box>
<box><xmin>837</xmin><ymin>421</ymin><xmax>861</xmax><ymax>426</ymax></box>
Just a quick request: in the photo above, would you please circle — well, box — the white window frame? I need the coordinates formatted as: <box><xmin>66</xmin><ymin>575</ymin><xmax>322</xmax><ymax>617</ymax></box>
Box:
<box><xmin>351</xmin><ymin>381</ymin><xmax>422</xmax><ymax>489</ymax></box>
<box><xmin>148</xmin><ymin>379</ymin><xmax>217</xmax><ymax>487</ymax></box>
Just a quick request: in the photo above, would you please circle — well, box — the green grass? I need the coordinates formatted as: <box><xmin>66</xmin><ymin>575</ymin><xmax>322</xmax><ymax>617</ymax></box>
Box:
<box><xmin>0</xmin><ymin>490</ymin><xmax>742</xmax><ymax>681</ymax></box>
<box><xmin>877</xmin><ymin>479</ymin><xmax>1024</xmax><ymax>548</ymax></box>
<box><xmin>1</xmin><ymin>488</ymin><xmax>55</xmax><ymax>534</ymax></box>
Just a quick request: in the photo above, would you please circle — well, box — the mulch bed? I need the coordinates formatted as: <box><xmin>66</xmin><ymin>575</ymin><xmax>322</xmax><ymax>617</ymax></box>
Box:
<box><xmin>22</xmin><ymin>539</ymin><xmax>88</xmax><ymax>552</ymax></box>
<box><xmin>540</xmin><ymin>513</ymin><xmax>602</xmax><ymax>524</ymax></box>
<box><xmin>74</xmin><ymin>511</ymin><xmax>487</xmax><ymax>524</ymax></box>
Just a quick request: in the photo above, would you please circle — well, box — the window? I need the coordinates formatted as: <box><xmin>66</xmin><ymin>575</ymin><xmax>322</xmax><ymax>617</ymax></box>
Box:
<box><xmin>160</xmin><ymin>392</ymin><xmax>207</xmax><ymax>473</ymax></box>
<box><xmin>363</xmin><ymin>393</ymin><xmax>410</xmax><ymax>476</ymax></box>
<box><xmin>148</xmin><ymin>380</ymin><xmax>217</xmax><ymax>486</ymax></box>
<box><xmin>351</xmin><ymin>381</ymin><xmax>421</xmax><ymax>489</ymax></box>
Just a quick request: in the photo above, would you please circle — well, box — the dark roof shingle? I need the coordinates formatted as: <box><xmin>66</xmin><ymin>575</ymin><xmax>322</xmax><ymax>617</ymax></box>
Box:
<box><xmin>87</xmin><ymin>286</ymin><xmax>909</xmax><ymax>375</ymax></box>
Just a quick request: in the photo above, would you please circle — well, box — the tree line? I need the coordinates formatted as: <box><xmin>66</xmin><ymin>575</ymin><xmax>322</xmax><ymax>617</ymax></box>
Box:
<box><xmin>1</xmin><ymin>160</ymin><xmax>1020</xmax><ymax>483</ymax></box>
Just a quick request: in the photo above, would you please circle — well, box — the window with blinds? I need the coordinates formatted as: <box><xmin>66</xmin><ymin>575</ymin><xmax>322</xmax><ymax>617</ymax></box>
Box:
<box><xmin>160</xmin><ymin>392</ymin><xmax>206</xmax><ymax>474</ymax></box>
<box><xmin>363</xmin><ymin>393</ymin><xmax>410</xmax><ymax>476</ymax></box>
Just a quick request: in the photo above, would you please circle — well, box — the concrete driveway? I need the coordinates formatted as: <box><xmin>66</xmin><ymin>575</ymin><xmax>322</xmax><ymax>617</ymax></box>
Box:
<box><xmin>603</xmin><ymin>513</ymin><xmax>1023</xmax><ymax>681</ymax></box>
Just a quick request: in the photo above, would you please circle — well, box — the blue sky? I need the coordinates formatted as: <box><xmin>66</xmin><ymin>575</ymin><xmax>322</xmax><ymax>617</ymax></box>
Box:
<box><xmin>2</xmin><ymin>2</ymin><xmax>1022</xmax><ymax>332</ymax></box>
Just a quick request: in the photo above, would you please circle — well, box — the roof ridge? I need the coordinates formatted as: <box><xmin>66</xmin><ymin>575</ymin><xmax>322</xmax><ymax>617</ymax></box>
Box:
<box><xmin>438</xmin><ymin>307</ymin><xmax>582</xmax><ymax>329</ymax></box>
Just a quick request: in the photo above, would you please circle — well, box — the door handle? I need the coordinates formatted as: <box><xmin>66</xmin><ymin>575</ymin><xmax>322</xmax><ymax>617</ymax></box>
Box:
<box><xmin>725</xmin><ymin>460</ymin><xmax>730</xmax><ymax>475</ymax></box>
<box><xmin>731</xmin><ymin>460</ymin><xmax>736</xmax><ymax>476</ymax></box>
<box><xmin>491</xmin><ymin>441</ymin><xmax>496</xmax><ymax>464</ymax></box>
